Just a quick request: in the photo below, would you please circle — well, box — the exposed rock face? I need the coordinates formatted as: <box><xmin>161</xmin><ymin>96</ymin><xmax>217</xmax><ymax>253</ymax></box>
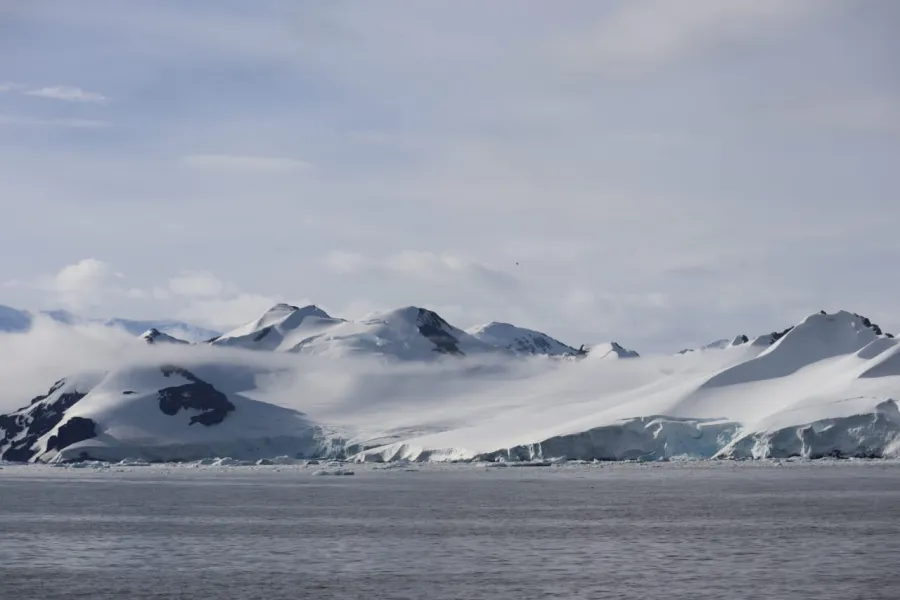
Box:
<box><xmin>415</xmin><ymin>309</ymin><xmax>463</xmax><ymax>355</ymax></box>
<box><xmin>582</xmin><ymin>341</ymin><xmax>639</xmax><ymax>359</ymax></box>
<box><xmin>46</xmin><ymin>417</ymin><xmax>97</xmax><ymax>452</ymax></box>
<box><xmin>769</xmin><ymin>326</ymin><xmax>794</xmax><ymax>344</ymax></box>
<box><xmin>731</xmin><ymin>335</ymin><xmax>749</xmax><ymax>346</ymax></box>
<box><xmin>158</xmin><ymin>366</ymin><xmax>236</xmax><ymax>426</ymax></box>
<box><xmin>252</xmin><ymin>327</ymin><xmax>273</xmax><ymax>342</ymax></box>
<box><xmin>0</xmin><ymin>379</ymin><xmax>91</xmax><ymax>462</ymax></box>
<box><xmin>855</xmin><ymin>312</ymin><xmax>887</xmax><ymax>336</ymax></box>
<box><xmin>141</xmin><ymin>328</ymin><xmax>189</xmax><ymax>345</ymax></box>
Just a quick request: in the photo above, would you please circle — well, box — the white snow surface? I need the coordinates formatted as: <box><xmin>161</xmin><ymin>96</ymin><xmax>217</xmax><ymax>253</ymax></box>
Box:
<box><xmin>32</xmin><ymin>364</ymin><xmax>320</xmax><ymax>463</ymax></box>
<box><xmin>582</xmin><ymin>341</ymin><xmax>639</xmax><ymax>359</ymax></box>
<box><xmin>3</xmin><ymin>307</ymin><xmax>900</xmax><ymax>463</ymax></box>
<box><xmin>466</xmin><ymin>322</ymin><xmax>577</xmax><ymax>356</ymax></box>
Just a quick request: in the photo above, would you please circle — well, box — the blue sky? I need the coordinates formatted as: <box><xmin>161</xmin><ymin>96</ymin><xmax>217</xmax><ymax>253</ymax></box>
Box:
<box><xmin>1</xmin><ymin>0</ymin><xmax>898</xmax><ymax>351</ymax></box>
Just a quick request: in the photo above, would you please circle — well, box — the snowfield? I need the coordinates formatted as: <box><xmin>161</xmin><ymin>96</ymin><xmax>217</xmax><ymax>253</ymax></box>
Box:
<box><xmin>2</xmin><ymin>305</ymin><xmax>900</xmax><ymax>464</ymax></box>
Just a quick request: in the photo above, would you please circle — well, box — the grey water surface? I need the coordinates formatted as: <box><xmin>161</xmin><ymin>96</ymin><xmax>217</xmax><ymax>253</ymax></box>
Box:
<box><xmin>1</xmin><ymin>461</ymin><xmax>899</xmax><ymax>599</ymax></box>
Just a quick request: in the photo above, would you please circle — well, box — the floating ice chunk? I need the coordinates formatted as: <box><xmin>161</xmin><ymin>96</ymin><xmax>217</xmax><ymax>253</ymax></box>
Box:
<box><xmin>311</xmin><ymin>468</ymin><xmax>355</xmax><ymax>476</ymax></box>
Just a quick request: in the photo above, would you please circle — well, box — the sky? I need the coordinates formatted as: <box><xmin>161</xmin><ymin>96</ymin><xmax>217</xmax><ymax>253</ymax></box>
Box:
<box><xmin>1</xmin><ymin>0</ymin><xmax>898</xmax><ymax>352</ymax></box>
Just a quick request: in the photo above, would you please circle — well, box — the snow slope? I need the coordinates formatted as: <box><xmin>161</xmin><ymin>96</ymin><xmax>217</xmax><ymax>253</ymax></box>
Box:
<box><xmin>3</xmin><ymin>308</ymin><xmax>900</xmax><ymax>463</ymax></box>
<box><xmin>345</xmin><ymin>311</ymin><xmax>899</xmax><ymax>461</ymax></box>
<box><xmin>467</xmin><ymin>322</ymin><xmax>577</xmax><ymax>356</ymax></box>
<box><xmin>678</xmin><ymin>335</ymin><xmax>749</xmax><ymax>354</ymax></box>
<box><xmin>0</xmin><ymin>364</ymin><xmax>322</xmax><ymax>463</ymax></box>
<box><xmin>582</xmin><ymin>341</ymin><xmax>639</xmax><ymax>359</ymax></box>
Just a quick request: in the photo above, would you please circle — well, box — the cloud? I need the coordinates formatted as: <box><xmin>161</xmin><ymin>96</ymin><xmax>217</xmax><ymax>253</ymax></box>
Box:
<box><xmin>182</xmin><ymin>154</ymin><xmax>312</xmax><ymax>173</ymax></box>
<box><xmin>0</xmin><ymin>81</ymin><xmax>26</xmax><ymax>93</ymax></box>
<box><xmin>42</xmin><ymin>259</ymin><xmax>125</xmax><ymax>310</ymax></box>
<box><xmin>559</xmin><ymin>0</ymin><xmax>826</xmax><ymax>73</ymax></box>
<box><xmin>175</xmin><ymin>293</ymin><xmax>292</xmax><ymax>330</ymax></box>
<box><xmin>166</xmin><ymin>271</ymin><xmax>228</xmax><ymax>298</ymax></box>
<box><xmin>9</xmin><ymin>259</ymin><xmax>150</xmax><ymax>314</ymax></box>
<box><xmin>53</xmin><ymin>258</ymin><xmax>121</xmax><ymax>292</ymax></box>
<box><xmin>25</xmin><ymin>85</ymin><xmax>108</xmax><ymax>103</ymax></box>
<box><xmin>795</xmin><ymin>95</ymin><xmax>900</xmax><ymax>136</ymax></box>
<box><xmin>0</xmin><ymin>317</ymin><xmax>135</xmax><ymax>411</ymax></box>
<box><xmin>161</xmin><ymin>272</ymin><xmax>288</xmax><ymax>328</ymax></box>
<box><xmin>324</xmin><ymin>250</ymin><xmax>522</xmax><ymax>293</ymax></box>
<box><xmin>0</xmin><ymin>114</ymin><xmax>110</xmax><ymax>128</ymax></box>
<box><xmin>1</xmin><ymin>1</ymin><xmax>897</xmax><ymax>353</ymax></box>
<box><xmin>9</xmin><ymin>259</ymin><xmax>290</xmax><ymax>332</ymax></box>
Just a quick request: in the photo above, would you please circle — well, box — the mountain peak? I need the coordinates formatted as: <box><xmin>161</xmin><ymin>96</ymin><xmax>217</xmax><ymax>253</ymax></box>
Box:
<box><xmin>467</xmin><ymin>321</ymin><xmax>576</xmax><ymax>357</ymax></box>
<box><xmin>209</xmin><ymin>303</ymin><xmax>338</xmax><ymax>351</ymax></box>
<box><xmin>582</xmin><ymin>341</ymin><xmax>639</xmax><ymax>359</ymax></box>
<box><xmin>140</xmin><ymin>328</ymin><xmax>188</xmax><ymax>345</ymax></box>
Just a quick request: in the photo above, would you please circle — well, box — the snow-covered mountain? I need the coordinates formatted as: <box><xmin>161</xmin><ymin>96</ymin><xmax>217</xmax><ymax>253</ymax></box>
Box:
<box><xmin>212</xmin><ymin>304</ymin><xmax>501</xmax><ymax>360</ymax></box>
<box><xmin>3</xmin><ymin>308</ymin><xmax>900</xmax><ymax>464</ymax></box>
<box><xmin>581</xmin><ymin>341</ymin><xmax>639</xmax><ymax>359</ymax></box>
<box><xmin>141</xmin><ymin>328</ymin><xmax>189</xmax><ymax>345</ymax></box>
<box><xmin>209</xmin><ymin>303</ymin><xmax>343</xmax><ymax>351</ymax></box>
<box><xmin>678</xmin><ymin>335</ymin><xmax>749</xmax><ymax>354</ymax></box>
<box><xmin>0</xmin><ymin>304</ymin><xmax>219</xmax><ymax>342</ymax></box>
<box><xmin>0</xmin><ymin>365</ymin><xmax>320</xmax><ymax>463</ymax></box>
<box><xmin>103</xmin><ymin>318</ymin><xmax>220</xmax><ymax>342</ymax></box>
<box><xmin>0</xmin><ymin>304</ymin><xmax>32</xmax><ymax>333</ymax></box>
<box><xmin>467</xmin><ymin>322</ymin><xmax>577</xmax><ymax>356</ymax></box>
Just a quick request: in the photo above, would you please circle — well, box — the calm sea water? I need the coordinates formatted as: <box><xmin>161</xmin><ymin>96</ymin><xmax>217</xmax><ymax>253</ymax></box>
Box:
<box><xmin>1</xmin><ymin>461</ymin><xmax>899</xmax><ymax>599</ymax></box>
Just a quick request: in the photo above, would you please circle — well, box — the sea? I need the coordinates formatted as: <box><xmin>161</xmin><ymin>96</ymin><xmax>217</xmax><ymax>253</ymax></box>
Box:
<box><xmin>1</xmin><ymin>460</ymin><xmax>899</xmax><ymax>599</ymax></box>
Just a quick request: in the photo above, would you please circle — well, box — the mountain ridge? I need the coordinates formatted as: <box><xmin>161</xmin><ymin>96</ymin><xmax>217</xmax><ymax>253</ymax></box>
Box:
<box><xmin>3</xmin><ymin>307</ymin><xmax>899</xmax><ymax>464</ymax></box>
<box><xmin>0</xmin><ymin>303</ymin><xmax>220</xmax><ymax>342</ymax></box>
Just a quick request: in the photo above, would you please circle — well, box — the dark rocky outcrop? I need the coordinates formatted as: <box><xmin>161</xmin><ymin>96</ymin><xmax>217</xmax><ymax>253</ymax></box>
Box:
<box><xmin>46</xmin><ymin>417</ymin><xmax>97</xmax><ymax>452</ymax></box>
<box><xmin>415</xmin><ymin>309</ymin><xmax>463</xmax><ymax>355</ymax></box>
<box><xmin>854</xmin><ymin>312</ymin><xmax>886</xmax><ymax>336</ymax></box>
<box><xmin>768</xmin><ymin>326</ymin><xmax>794</xmax><ymax>344</ymax></box>
<box><xmin>252</xmin><ymin>327</ymin><xmax>272</xmax><ymax>342</ymax></box>
<box><xmin>0</xmin><ymin>379</ymin><xmax>89</xmax><ymax>462</ymax></box>
<box><xmin>158</xmin><ymin>366</ymin><xmax>235</xmax><ymax>426</ymax></box>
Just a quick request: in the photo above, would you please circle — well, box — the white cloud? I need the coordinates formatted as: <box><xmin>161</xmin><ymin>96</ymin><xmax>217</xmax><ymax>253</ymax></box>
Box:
<box><xmin>797</xmin><ymin>95</ymin><xmax>900</xmax><ymax>136</ymax></box>
<box><xmin>559</xmin><ymin>0</ymin><xmax>825</xmax><ymax>72</ymax></box>
<box><xmin>176</xmin><ymin>293</ymin><xmax>290</xmax><ymax>330</ymax></box>
<box><xmin>53</xmin><ymin>259</ymin><xmax>121</xmax><ymax>292</ymax></box>
<box><xmin>1</xmin><ymin>1</ymin><xmax>897</xmax><ymax>352</ymax></box>
<box><xmin>166</xmin><ymin>271</ymin><xmax>228</xmax><ymax>298</ymax></box>
<box><xmin>0</xmin><ymin>114</ymin><xmax>110</xmax><ymax>128</ymax></box>
<box><xmin>322</xmin><ymin>251</ymin><xmax>368</xmax><ymax>275</ymax></box>
<box><xmin>25</xmin><ymin>85</ymin><xmax>108</xmax><ymax>103</ymax></box>
<box><xmin>41</xmin><ymin>259</ymin><xmax>125</xmax><ymax>310</ymax></box>
<box><xmin>182</xmin><ymin>154</ymin><xmax>312</xmax><ymax>173</ymax></box>
<box><xmin>0</xmin><ymin>81</ymin><xmax>26</xmax><ymax>93</ymax></box>
<box><xmin>0</xmin><ymin>318</ymin><xmax>137</xmax><ymax>412</ymax></box>
<box><xmin>324</xmin><ymin>250</ymin><xmax>521</xmax><ymax>292</ymax></box>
